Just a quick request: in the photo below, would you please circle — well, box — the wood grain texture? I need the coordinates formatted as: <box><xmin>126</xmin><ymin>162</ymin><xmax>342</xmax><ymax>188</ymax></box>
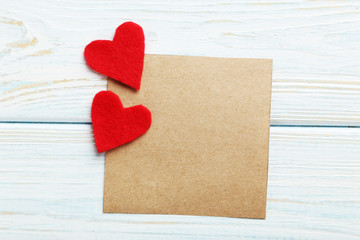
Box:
<box><xmin>0</xmin><ymin>123</ymin><xmax>359</xmax><ymax>239</ymax></box>
<box><xmin>1</xmin><ymin>0</ymin><xmax>360</xmax><ymax>125</ymax></box>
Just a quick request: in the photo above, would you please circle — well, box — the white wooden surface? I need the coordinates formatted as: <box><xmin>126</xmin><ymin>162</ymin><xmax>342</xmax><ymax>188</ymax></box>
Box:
<box><xmin>1</xmin><ymin>0</ymin><xmax>360</xmax><ymax>239</ymax></box>
<box><xmin>1</xmin><ymin>124</ymin><xmax>359</xmax><ymax>239</ymax></box>
<box><xmin>1</xmin><ymin>0</ymin><xmax>360</xmax><ymax>125</ymax></box>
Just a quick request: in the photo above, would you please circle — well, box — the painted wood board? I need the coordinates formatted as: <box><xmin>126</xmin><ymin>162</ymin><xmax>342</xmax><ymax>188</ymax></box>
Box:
<box><xmin>1</xmin><ymin>0</ymin><xmax>360</xmax><ymax>125</ymax></box>
<box><xmin>0</xmin><ymin>123</ymin><xmax>359</xmax><ymax>239</ymax></box>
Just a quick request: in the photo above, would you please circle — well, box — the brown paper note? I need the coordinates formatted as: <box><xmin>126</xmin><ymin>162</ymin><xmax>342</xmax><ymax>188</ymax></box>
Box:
<box><xmin>104</xmin><ymin>54</ymin><xmax>272</xmax><ymax>219</ymax></box>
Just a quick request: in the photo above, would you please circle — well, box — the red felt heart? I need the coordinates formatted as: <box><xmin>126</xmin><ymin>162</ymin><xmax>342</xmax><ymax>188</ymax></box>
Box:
<box><xmin>84</xmin><ymin>22</ymin><xmax>145</xmax><ymax>90</ymax></box>
<box><xmin>91</xmin><ymin>91</ymin><xmax>151</xmax><ymax>153</ymax></box>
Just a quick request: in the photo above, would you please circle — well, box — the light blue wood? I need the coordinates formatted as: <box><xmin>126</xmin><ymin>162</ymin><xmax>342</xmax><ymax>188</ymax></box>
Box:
<box><xmin>0</xmin><ymin>124</ymin><xmax>359</xmax><ymax>239</ymax></box>
<box><xmin>1</xmin><ymin>0</ymin><xmax>360</xmax><ymax>125</ymax></box>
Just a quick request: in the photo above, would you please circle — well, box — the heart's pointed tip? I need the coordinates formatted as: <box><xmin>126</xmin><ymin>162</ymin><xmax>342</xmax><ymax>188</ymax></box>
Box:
<box><xmin>96</xmin><ymin>147</ymin><xmax>105</xmax><ymax>154</ymax></box>
<box><xmin>93</xmin><ymin>133</ymin><xmax>106</xmax><ymax>153</ymax></box>
<box><xmin>133</xmin><ymin>84</ymin><xmax>141</xmax><ymax>91</ymax></box>
<box><xmin>122</xmin><ymin>79</ymin><xmax>141</xmax><ymax>90</ymax></box>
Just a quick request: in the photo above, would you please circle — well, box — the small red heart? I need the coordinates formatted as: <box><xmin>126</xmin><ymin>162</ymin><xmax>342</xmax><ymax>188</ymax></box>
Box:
<box><xmin>84</xmin><ymin>22</ymin><xmax>145</xmax><ymax>90</ymax></box>
<box><xmin>91</xmin><ymin>91</ymin><xmax>151</xmax><ymax>153</ymax></box>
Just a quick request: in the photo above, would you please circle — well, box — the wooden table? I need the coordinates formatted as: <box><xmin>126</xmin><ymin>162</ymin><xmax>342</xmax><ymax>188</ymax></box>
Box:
<box><xmin>1</xmin><ymin>1</ymin><xmax>359</xmax><ymax>239</ymax></box>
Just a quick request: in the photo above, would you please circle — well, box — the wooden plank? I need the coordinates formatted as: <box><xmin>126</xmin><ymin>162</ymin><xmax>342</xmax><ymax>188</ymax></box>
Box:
<box><xmin>1</xmin><ymin>0</ymin><xmax>360</xmax><ymax>125</ymax></box>
<box><xmin>0</xmin><ymin>123</ymin><xmax>359</xmax><ymax>239</ymax></box>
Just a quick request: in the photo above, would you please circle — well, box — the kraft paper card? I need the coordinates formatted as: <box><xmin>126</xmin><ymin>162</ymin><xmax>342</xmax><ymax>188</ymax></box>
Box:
<box><xmin>104</xmin><ymin>54</ymin><xmax>272</xmax><ymax>219</ymax></box>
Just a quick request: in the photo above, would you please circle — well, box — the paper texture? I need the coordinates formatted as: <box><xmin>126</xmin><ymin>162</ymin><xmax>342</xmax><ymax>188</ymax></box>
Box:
<box><xmin>104</xmin><ymin>54</ymin><xmax>272</xmax><ymax>219</ymax></box>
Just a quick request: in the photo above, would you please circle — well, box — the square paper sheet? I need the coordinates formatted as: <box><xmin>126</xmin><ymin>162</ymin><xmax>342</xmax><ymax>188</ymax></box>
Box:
<box><xmin>104</xmin><ymin>54</ymin><xmax>272</xmax><ymax>219</ymax></box>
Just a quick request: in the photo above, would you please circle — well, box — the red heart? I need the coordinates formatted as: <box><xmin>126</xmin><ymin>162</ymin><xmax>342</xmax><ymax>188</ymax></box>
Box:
<box><xmin>84</xmin><ymin>22</ymin><xmax>145</xmax><ymax>90</ymax></box>
<box><xmin>91</xmin><ymin>91</ymin><xmax>151</xmax><ymax>153</ymax></box>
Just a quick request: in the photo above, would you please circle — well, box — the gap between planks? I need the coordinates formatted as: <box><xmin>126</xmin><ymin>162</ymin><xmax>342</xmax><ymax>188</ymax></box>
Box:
<box><xmin>1</xmin><ymin>121</ymin><xmax>360</xmax><ymax>129</ymax></box>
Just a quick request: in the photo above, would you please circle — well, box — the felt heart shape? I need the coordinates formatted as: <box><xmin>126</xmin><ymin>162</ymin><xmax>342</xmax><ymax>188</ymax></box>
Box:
<box><xmin>91</xmin><ymin>91</ymin><xmax>151</xmax><ymax>153</ymax></box>
<box><xmin>84</xmin><ymin>22</ymin><xmax>145</xmax><ymax>90</ymax></box>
